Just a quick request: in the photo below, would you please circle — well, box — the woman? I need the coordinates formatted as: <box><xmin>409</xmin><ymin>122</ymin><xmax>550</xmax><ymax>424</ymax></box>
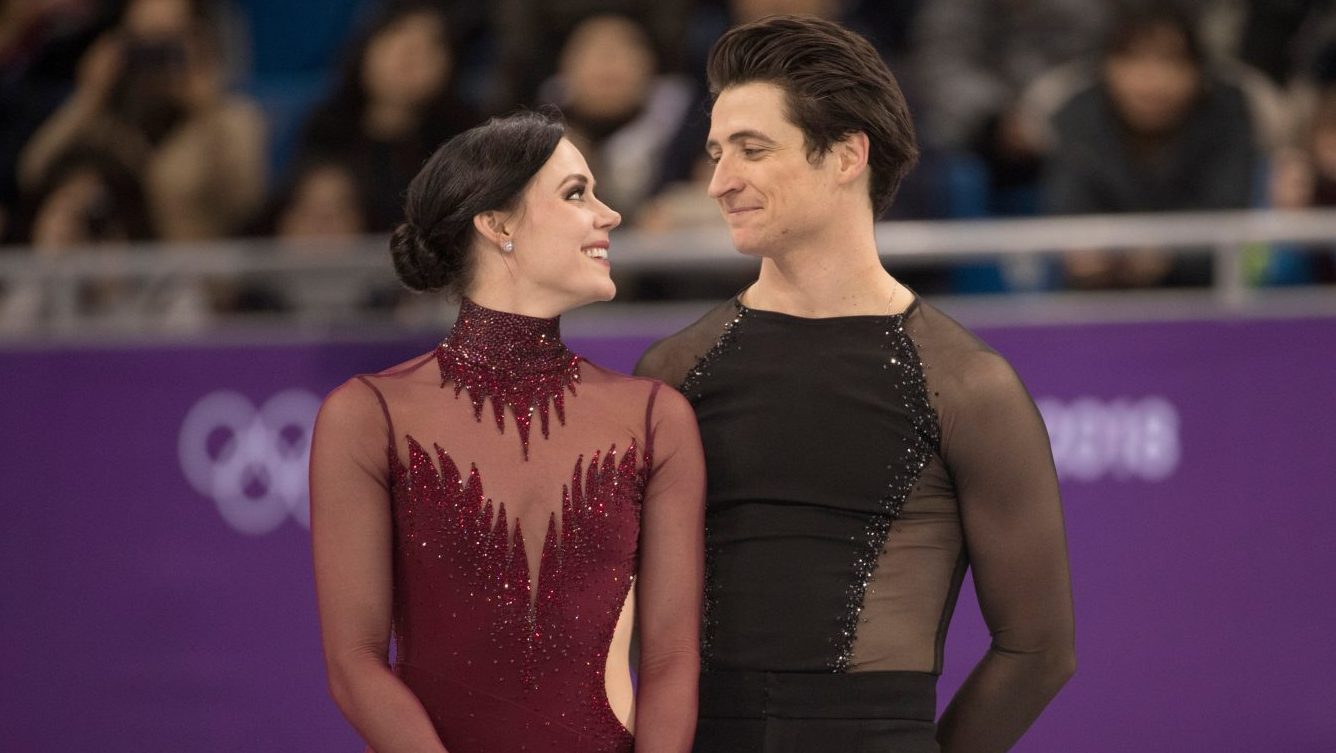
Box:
<box><xmin>18</xmin><ymin>0</ymin><xmax>266</xmax><ymax>240</ymax></box>
<box><xmin>294</xmin><ymin>1</ymin><xmax>478</xmax><ymax>231</ymax></box>
<box><xmin>542</xmin><ymin>13</ymin><xmax>693</xmax><ymax>221</ymax></box>
<box><xmin>309</xmin><ymin>111</ymin><xmax>704</xmax><ymax>753</ymax></box>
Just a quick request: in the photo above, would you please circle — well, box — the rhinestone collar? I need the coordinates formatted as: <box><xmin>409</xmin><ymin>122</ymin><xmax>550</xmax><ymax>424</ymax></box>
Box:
<box><xmin>435</xmin><ymin>298</ymin><xmax>581</xmax><ymax>459</ymax></box>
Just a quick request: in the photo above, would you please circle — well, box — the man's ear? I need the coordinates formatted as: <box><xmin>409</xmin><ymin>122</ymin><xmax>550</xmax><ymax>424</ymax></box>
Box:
<box><xmin>472</xmin><ymin>210</ymin><xmax>511</xmax><ymax>248</ymax></box>
<box><xmin>833</xmin><ymin>131</ymin><xmax>870</xmax><ymax>185</ymax></box>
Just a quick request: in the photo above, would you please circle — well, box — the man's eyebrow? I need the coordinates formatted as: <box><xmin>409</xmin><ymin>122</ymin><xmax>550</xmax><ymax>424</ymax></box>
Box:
<box><xmin>705</xmin><ymin>129</ymin><xmax>777</xmax><ymax>151</ymax></box>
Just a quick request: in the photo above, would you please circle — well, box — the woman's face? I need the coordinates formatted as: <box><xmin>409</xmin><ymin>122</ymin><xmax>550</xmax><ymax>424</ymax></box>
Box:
<box><xmin>276</xmin><ymin>165</ymin><xmax>367</xmax><ymax>241</ymax></box>
<box><xmin>122</xmin><ymin>0</ymin><xmax>192</xmax><ymax>39</ymax></box>
<box><xmin>560</xmin><ymin>15</ymin><xmax>655</xmax><ymax>121</ymax></box>
<box><xmin>361</xmin><ymin>12</ymin><xmax>452</xmax><ymax>109</ymax></box>
<box><xmin>1104</xmin><ymin>24</ymin><xmax>1202</xmax><ymax>135</ymax></box>
<box><xmin>494</xmin><ymin>139</ymin><xmax>622</xmax><ymax>309</ymax></box>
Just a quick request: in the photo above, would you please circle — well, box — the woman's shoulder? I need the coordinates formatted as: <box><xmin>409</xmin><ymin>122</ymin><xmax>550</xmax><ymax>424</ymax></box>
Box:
<box><xmin>578</xmin><ymin>359</ymin><xmax>695</xmax><ymax>417</ymax></box>
<box><xmin>327</xmin><ymin>350</ymin><xmax>440</xmax><ymax>404</ymax></box>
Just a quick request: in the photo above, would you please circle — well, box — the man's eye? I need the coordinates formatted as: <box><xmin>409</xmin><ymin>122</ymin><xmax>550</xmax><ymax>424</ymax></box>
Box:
<box><xmin>706</xmin><ymin>154</ymin><xmax>721</xmax><ymax>165</ymax></box>
<box><xmin>742</xmin><ymin>148</ymin><xmax>762</xmax><ymax>158</ymax></box>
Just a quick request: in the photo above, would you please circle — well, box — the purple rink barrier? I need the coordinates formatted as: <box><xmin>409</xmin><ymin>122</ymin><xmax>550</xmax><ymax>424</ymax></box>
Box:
<box><xmin>3</xmin><ymin>316</ymin><xmax>1334</xmax><ymax>752</ymax></box>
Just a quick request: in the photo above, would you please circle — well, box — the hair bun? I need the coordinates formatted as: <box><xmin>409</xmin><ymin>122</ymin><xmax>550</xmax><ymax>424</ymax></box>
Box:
<box><xmin>390</xmin><ymin>222</ymin><xmax>451</xmax><ymax>292</ymax></box>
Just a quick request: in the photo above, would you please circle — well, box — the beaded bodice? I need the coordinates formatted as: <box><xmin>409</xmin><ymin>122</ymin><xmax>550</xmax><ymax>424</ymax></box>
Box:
<box><xmin>357</xmin><ymin>300</ymin><xmax>670</xmax><ymax>752</ymax></box>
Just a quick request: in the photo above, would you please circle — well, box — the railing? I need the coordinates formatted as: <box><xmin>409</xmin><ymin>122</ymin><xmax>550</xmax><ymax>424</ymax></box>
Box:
<box><xmin>2</xmin><ymin>208</ymin><xmax>1334</xmax><ymax>341</ymax></box>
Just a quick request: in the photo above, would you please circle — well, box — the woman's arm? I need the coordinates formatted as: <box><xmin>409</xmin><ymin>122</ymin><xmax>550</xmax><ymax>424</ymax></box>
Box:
<box><xmin>310</xmin><ymin>379</ymin><xmax>450</xmax><ymax>753</ymax></box>
<box><xmin>936</xmin><ymin>353</ymin><xmax>1076</xmax><ymax>753</ymax></box>
<box><xmin>632</xmin><ymin>384</ymin><xmax>706</xmax><ymax>753</ymax></box>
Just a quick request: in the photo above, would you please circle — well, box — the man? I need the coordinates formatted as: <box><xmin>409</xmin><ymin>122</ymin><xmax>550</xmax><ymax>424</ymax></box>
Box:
<box><xmin>635</xmin><ymin>15</ymin><xmax>1075</xmax><ymax>753</ymax></box>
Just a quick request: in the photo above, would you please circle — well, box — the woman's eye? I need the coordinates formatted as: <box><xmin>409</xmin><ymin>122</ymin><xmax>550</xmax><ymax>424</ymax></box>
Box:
<box><xmin>566</xmin><ymin>188</ymin><xmax>585</xmax><ymax>200</ymax></box>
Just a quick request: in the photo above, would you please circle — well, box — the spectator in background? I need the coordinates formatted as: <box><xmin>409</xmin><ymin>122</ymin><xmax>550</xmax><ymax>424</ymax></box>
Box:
<box><xmin>14</xmin><ymin>147</ymin><xmax>154</xmax><ymax>249</ymax></box>
<box><xmin>1265</xmin><ymin>82</ymin><xmax>1336</xmax><ymax>283</ymax></box>
<box><xmin>264</xmin><ymin>158</ymin><xmax>374</xmax><ymax>242</ymax></box>
<box><xmin>0</xmin><ymin>0</ymin><xmax>114</xmax><ymax>242</ymax></box>
<box><xmin>1042</xmin><ymin>4</ymin><xmax>1260</xmax><ymax>289</ymax></box>
<box><xmin>1042</xmin><ymin>5</ymin><xmax>1261</xmax><ymax>288</ymax></box>
<box><xmin>17</xmin><ymin>0</ymin><xmax>267</xmax><ymax>241</ymax></box>
<box><xmin>234</xmin><ymin>157</ymin><xmax>381</xmax><ymax>315</ymax></box>
<box><xmin>294</xmin><ymin>1</ymin><xmax>478</xmax><ymax>232</ymax></box>
<box><xmin>2</xmin><ymin>147</ymin><xmax>154</xmax><ymax>330</ymax></box>
<box><xmin>491</xmin><ymin>0</ymin><xmax>692</xmax><ymax>111</ymax></box>
<box><xmin>911</xmin><ymin>0</ymin><xmax>1110</xmax><ymax>212</ymax></box>
<box><xmin>543</xmin><ymin>13</ymin><xmax>693</xmax><ymax>221</ymax></box>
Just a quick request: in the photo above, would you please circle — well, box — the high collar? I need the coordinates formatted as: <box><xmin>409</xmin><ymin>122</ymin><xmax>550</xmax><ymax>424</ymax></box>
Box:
<box><xmin>435</xmin><ymin>298</ymin><xmax>582</xmax><ymax>459</ymax></box>
<box><xmin>441</xmin><ymin>297</ymin><xmax>569</xmax><ymax>372</ymax></box>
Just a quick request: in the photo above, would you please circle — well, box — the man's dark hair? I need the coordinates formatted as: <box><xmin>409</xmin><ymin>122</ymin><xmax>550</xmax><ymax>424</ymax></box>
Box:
<box><xmin>1105</xmin><ymin>3</ymin><xmax>1206</xmax><ymax>66</ymax></box>
<box><xmin>707</xmin><ymin>15</ymin><xmax>918</xmax><ymax>218</ymax></box>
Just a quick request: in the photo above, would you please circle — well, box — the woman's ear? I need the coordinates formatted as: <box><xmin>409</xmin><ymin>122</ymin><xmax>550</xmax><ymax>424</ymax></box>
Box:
<box><xmin>472</xmin><ymin>210</ymin><xmax>511</xmax><ymax>249</ymax></box>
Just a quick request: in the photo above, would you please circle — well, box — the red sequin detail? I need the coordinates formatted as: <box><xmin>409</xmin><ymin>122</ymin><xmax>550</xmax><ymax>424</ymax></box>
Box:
<box><xmin>436</xmin><ymin>298</ymin><xmax>582</xmax><ymax>460</ymax></box>
<box><xmin>391</xmin><ymin>435</ymin><xmax>647</xmax><ymax>751</ymax></box>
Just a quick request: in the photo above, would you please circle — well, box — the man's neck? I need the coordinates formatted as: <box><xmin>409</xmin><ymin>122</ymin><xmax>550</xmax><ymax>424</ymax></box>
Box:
<box><xmin>743</xmin><ymin>231</ymin><xmax>906</xmax><ymax>318</ymax></box>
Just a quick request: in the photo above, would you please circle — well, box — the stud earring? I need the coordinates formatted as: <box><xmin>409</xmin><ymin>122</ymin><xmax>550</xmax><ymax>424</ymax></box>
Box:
<box><xmin>501</xmin><ymin>240</ymin><xmax>514</xmax><ymax>253</ymax></box>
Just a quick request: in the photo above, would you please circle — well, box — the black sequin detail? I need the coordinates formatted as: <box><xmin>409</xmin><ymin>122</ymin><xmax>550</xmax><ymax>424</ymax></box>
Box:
<box><xmin>830</xmin><ymin>316</ymin><xmax>942</xmax><ymax>672</ymax></box>
<box><xmin>676</xmin><ymin>301</ymin><xmax>748</xmax><ymax>668</ymax></box>
<box><xmin>679</xmin><ymin>301</ymin><xmax>747</xmax><ymax>403</ymax></box>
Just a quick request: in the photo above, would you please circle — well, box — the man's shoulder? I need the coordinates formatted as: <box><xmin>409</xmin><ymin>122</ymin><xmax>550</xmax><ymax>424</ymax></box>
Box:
<box><xmin>634</xmin><ymin>298</ymin><xmax>741</xmax><ymax>388</ymax></box>
<box><xmin>913</xmin><ymin>299</ymin><xmax>1030</xmax><ymax>403</ymax></box>
<box><xmin>913</xmin><ymin>299</ymin><xmax>1018</xmax><ymax>371</ymax></box>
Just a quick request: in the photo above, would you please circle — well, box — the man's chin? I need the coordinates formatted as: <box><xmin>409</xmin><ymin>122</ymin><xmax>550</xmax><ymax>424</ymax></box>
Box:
<box><xmin>729</xmin><ymin>233</ymin><xmax>773</xmax><ymax>259</ymax></box>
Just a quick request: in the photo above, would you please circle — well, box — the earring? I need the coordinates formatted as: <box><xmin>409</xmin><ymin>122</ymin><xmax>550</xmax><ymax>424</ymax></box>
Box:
<box><xmin>501</xmin><ymin>240</ymin><xmax>514</xmax><ymax>253</ymax></box>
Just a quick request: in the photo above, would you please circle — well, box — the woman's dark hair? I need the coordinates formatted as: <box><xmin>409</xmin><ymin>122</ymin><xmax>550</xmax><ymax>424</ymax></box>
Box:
<box><xmin>248</xmin><ymin>155</ymin><xmax>376</xmax><ymax>237</ymax></box>
<box><xmin>706</xmin><ymin>15</ymin><xmax>918</xmax><ymax>219</ymax></box>
<box><xmin>1104</xmin><ymin>3</ymin><xmax>1205</xmax><ymax>67</ymax></box>
<box><xmin>14</xmin><ymin>147</ymin><xmax>154</xmax><ymax>244</ymax></box>
<box><xmin>307</xmin><ymin>2</ymin><xmax>471</xmax><ymax>144</ymax></box>
<box><xmin>391</xmin><ymin>110</ymin><xmax>565</xmax><ymax>294</ymax></box>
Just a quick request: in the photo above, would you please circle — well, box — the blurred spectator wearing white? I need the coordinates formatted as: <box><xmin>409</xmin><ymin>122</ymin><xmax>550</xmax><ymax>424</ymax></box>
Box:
<box><xmin>542</xmin><ymin>13</ymin><xmax>693</xmax><ymax>221</ymax></box>
<box><xmin>1041</xmin><ymin>4</ymin><xmax>1261</xmax><ymax>289</ymax></box>
<box><xmin>293</xmin><ymin>1</ymin><xmax>478</xmax><ymax>232</ymax></box>
<box><xmin>17</xmin><ymin>0</ymin><xmax>267</xmax><ymax>241</ymax></box>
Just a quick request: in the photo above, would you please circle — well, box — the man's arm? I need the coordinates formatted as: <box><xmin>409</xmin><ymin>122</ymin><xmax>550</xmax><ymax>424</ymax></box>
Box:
<box><xmin>937</xmin><ymin>353</ymin><xmax>1076</xmax><ymax>753</ymax></box>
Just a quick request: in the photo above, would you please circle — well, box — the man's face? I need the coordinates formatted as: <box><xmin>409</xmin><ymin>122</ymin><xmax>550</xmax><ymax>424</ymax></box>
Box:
<box><xmin>706</xmin><ymin>82</ymin><xmax>840</xmax><ymax>257</ymax></box>
<box><xmin>1104</xmin><ymin>25</ymin><xmax>1201</xmax><ymax>135</ymax></box>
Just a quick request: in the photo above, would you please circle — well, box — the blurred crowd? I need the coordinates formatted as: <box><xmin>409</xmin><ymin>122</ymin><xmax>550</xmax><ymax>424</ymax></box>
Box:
<box><xmin>2</xmin><ymin>0</ymin><xmax>1335</xmax><ymax>322</ymax></box>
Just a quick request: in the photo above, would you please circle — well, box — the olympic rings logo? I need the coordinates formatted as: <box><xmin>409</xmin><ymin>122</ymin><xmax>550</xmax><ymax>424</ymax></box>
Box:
<box><xmin>178</xmin><ymin>389</ymin><xmax>321</xmax><ymax>535</ymax></box>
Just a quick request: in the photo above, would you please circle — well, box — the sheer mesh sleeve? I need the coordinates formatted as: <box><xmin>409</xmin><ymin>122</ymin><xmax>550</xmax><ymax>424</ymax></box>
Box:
<box><xmin>634</xmin><ymin>300</ymin><xmax>741</xmax><ymax>390</ymax></box>
<box><xmin>932</xmin><ymin>350</ymin><xmax>1076</xmax><ymax>753</ymax></box>
<box><xmin>632</xmin><ymin>384</ymin><xmax>706</xmax><ymax>752</ymax></box>
<box><xmin>309</xmin><ymin>376</ymin><xmax>451</xmax><ymax>753</ymax></box>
